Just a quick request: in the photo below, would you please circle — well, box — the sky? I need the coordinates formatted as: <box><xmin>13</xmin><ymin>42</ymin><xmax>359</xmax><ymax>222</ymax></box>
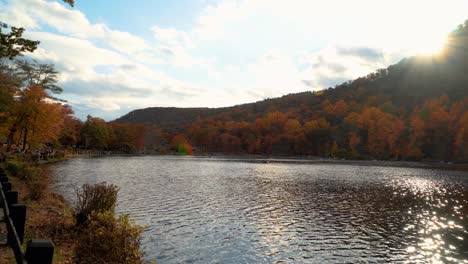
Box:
<box><xmin>1</xmin><ymin>0</ymin><xmax>467</xmax><ymax>120</ymax></box>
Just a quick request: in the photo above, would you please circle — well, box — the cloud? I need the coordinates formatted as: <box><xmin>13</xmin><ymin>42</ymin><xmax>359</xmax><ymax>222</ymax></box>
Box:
<box><xmin>0</xmin><ymin>0</ymin><xmax>217</xmax><ymax>117</ymax></box>
<box><xmin>107</xmin><ymin>30</ymin><xmax>149</xmax><ymax>54</ymax></box>
<box><xmin>336</xmin><ymin>47</ymin><xmax>384</xmax><ymax>61</ymax></box>
<box><xmin>1</xmin><ymin>0</ymin><xmax>151</xmax><ymax>56</ymax></box>
<box><xmin>61</xmin><ymin>78</ymin><xmax>153</xmax><ymax>97</ymax></box>
<box><xmin>297</xmin><ymin>45</ymin><xmax>392</xmax><ymax>89</ymax></box>
<box><xmin>25</xmin><ymin>31</ymin><xmax>130</xmax><ymax>75</ymax></box>
<box><xmin>151</xmin><ymin>26</ymin><xmax>192</xmax><ymax>47</ymax></box>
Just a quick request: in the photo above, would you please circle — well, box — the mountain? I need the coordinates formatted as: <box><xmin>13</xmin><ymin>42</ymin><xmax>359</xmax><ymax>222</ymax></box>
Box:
<box><xmin>115</xmin><ymin>93</ymin><xmax>316</xmax><ymax>130</ymax></box>
<box><xmin>117</xmin><ymin>24</ymin><xmax>468</xmax><ymax>128</ymax></box>
<box><xmin>115</xmin><ymin>21</ymin><xmax>468</xmax><ymax>162</ymax></box>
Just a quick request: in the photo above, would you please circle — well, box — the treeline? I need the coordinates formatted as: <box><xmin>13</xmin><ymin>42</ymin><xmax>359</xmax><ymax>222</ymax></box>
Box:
<box><xmin>180</xmin><ymin>96</ymin><xmax>467</xmax><ymax>162</ymax></box>
<box><xmin>0</xmin><ymin>60</ymin><xmax>146</xmax><ymax>154</ymax></box>
<box><xmin>146</xmin><ymin>21</ymin><xmax>468</xmax><ymax>162</ymax></box>
<box><xmin>61</xmin><ymin>115</ymin><xmax>147</xmax><ymax>153</ymax></box>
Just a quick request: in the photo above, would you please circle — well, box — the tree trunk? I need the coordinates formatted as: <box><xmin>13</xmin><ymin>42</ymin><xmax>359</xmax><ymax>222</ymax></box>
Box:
<box><xmin>6</xmin><ymin>125</ymin><xmax>17</xmax><ymax>152</ymax></box>
<box><xmin>17</xmin><ymin>128</ymin><xmax>24</xmax><ymax>147</ymax></box>
<box><xmin>22</xmin><ymin>128</ymin><xmax>28</xmax><ymax>152</ymax></box>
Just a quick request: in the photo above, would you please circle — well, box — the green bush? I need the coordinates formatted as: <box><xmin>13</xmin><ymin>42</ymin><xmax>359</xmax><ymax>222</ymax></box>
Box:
<box><xmin>73</xmin><ymin>183</ymin><xmax>119</xmax><ymax>225</ymax></box>
<box><xmin>75</xmin><ymin>211</ymin><xmax>143</xmax><ymax>263</ymax></box>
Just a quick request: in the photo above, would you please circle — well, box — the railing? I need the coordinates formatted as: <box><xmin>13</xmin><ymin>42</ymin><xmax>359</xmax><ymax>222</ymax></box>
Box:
<box><xmin>0</xmin><ymin>167</ymin><xmax>55</xmax><ymax>264</ymax></box>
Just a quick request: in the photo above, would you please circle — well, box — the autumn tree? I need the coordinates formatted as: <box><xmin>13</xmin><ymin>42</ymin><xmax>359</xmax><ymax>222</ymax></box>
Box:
<box><xmin>345</xmin><ymin>107</ymin><xmax>404</xmax><ymax>159</ymax></box>
<box><xmin>255</xmin><ymin>111</ymin><xmax>288</xmax><ymax>136</ymax></box>
<box><xmin>406</xmin><ymin>96</ymin><xmax>454</xmax><ymax>160</ymax></box>
<box><xmin>0</xmin><ymin>63</ymin><xmax>21</xmax><ymax>140</ymax></box>
<box><xmin>454</xmin><ymin>112</ymin><xmax>468</xmax><ymax>162</ymax></box>
<box><xmin>81</xmin><ymin>115</ymin><xmax>111</xmax><ymax>150</ymax></box>
<box><xmin>59</xmin><ymin>113</ymin><xmax>83</xmax><ymax>147</ymax></box>
<box><xmin>107</xmin><ymin>122</ymin><xmax>147</xmax><ymax>153</ymax></box>
<box><xmin>171</xmin><ymin>134</ymin><xmax>193</xmax><ymax>155</ymax></box>
<box><xmin>219</xmin><ymin>132</ymin><xmax>241</xmax><ymax>153</ymax></box>
<box><xmin>348</xmin><ymin>132</ymin><xmax>361</xmax><ymax>157</ymax></box>
<box><xmin>323</xmin><ymin>99</ymin><xmax>349</xmax><ymax>117</ymax></box>
<box><xmin>24</xmin><ymin>90</ymin><xmax>69</xmax><ymax>149</ymax></box>
<box><xmin>301</xmin><ymin>118</ymin><xmax>331</xmax><ymax>155</ymax></box>
<box><xmin>5</xmin><ymin>85</ymin><xmax>69</xmax><ymax>151</ymax></box>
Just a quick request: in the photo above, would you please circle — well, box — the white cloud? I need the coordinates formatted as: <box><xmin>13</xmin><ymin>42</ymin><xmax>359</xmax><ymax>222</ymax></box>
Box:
<box><xmin>24</xmin><ymin>31</ymin><xmax>132</xmax><ymax>84</ymax></box>
<box><xmin>151</xmin><ymin>26</ymin><xmax>192</xmax><ymax>47</ymax></box>
<box><xmin>107</xmin><ymin>30</ymin><xmax>149</xmax><ymax>54</ymax></box>
<box><xmin>0</xmin><ymin>0</ymin><xmax>150</xmax><ymax>56</ymax></box>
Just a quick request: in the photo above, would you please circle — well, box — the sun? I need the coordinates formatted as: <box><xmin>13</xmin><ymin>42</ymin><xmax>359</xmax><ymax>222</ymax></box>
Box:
<box><xmin>413</xmin><ymin>33</ymin><xmax>448</xmax><ymax>56</ymax></box>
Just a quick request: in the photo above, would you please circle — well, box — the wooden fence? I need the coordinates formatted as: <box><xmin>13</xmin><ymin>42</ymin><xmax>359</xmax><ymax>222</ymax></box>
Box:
<box><xmin>0</xmin><ymin>167</ymin><xmax>54</xmax><ymax>264</ymax></box>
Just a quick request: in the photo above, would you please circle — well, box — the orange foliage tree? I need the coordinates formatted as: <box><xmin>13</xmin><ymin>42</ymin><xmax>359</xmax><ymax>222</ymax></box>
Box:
<box><xmin>5</xmin><ymin>85</ymin><xmax>70</xmax><ymax>151</ymax></box>
<box><xmin>171</xmin><ymin>134</ymin><xmax>193</xmax><ymax>155</ymax></box>
<box><xmin>345</xmin><ymin>107</ymin><xmax>404</xmax><ymax>159</ymax></box>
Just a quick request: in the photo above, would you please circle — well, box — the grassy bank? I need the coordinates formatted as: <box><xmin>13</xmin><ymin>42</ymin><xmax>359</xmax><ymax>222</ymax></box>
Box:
<box><xmin>1</xmin><ymin>160</ymin><xmax>76</xmax><ymax>263</ymax></box>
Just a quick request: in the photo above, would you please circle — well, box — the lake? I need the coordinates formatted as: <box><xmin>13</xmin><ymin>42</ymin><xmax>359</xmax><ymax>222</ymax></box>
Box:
<box><xmin>49</xmin><ymin>156</ymin><xmax>468</xmax><ymax>263</ymax></box>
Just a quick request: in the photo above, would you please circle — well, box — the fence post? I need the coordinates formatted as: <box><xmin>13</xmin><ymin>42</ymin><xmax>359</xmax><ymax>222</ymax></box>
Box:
<box><xmin>6</xmin><ymin>191</ymin><xmax>18</xmax><ymax>208</ymax></box>
<box><xmin>0</xmin><ymin>176</ymin><xmax>8</xmax><ymax>183</ymax></box>
<box><xmin>25</xmin><ymin>239</ymin><xmax>55</xmax><ymax>264</ymax></box>
<box><xmin>10</xmin><ymin>204</ymin><xmax>26</xmax><ymax>244</ymax></box>
<box><xmin>3</xmin><ymin>182</ymin><xmax>12</xmax><ymax>192</ymax></box>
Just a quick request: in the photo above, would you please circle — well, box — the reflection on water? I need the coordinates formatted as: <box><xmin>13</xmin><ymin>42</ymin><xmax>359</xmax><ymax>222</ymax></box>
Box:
<box><xmin>49</xmin><ymin>156</ymin><xmax>468</xmax><ymax>263</ymax></box>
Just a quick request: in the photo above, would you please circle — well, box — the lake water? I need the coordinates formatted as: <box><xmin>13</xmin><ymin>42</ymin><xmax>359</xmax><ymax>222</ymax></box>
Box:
<box><xmin>49</xmin><ymin>156</ymin><xmax>468</xmax><ymax>263</ymax></box>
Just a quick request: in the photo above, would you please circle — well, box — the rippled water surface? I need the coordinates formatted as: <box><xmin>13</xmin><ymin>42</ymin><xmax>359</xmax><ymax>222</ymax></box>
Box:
<box><xmin>50</xmin><ymin>156</ymin><xmax>468</xmax><ymax>263</ymax></box>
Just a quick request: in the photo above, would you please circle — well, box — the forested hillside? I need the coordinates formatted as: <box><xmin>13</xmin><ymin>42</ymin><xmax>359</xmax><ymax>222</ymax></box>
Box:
<box><xmin>114</xmin><ymin>21</ymin><xmax>468</xmax><ymax>162</ymax></box>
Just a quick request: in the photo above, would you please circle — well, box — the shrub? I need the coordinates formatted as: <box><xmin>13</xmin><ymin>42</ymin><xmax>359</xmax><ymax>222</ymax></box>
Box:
<box><xmin>28</xmin><ymin>178</ymin><xmax>47</xmax><ymax>200</ymax></box>
<box><xmin>75</xmin><ymin>211</ymin><xmax>143</xmax><ymax>263</ymax></box>
<box><xmin>22</xmin><ymin>165</ymin><xmax>46</xmax><ymax>200</ymax></box>
<box><xmin>73</xmin><ymin>183</ymin><xmax>119</xmax><ymax>225</ymax></box>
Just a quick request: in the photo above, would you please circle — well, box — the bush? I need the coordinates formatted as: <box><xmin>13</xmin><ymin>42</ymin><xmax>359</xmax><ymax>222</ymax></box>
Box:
<box><xmin>75</xmin><ymin>211</ymin><xmax>143</xmax><ymax>263</ymax></box>
<box><xmin>28</xmin><ymin>178</ymin><xmax>47</xmax><ymax>200</ymax></box>
<box><xmin>73</xmin><ymin>183</ymin><xmax>119</xmax><ymax>225</ymax></box>
<box><xmin>23</xmin><ymin>166</ymin><xmax>46</xmax><ymax>200</ymax></box>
